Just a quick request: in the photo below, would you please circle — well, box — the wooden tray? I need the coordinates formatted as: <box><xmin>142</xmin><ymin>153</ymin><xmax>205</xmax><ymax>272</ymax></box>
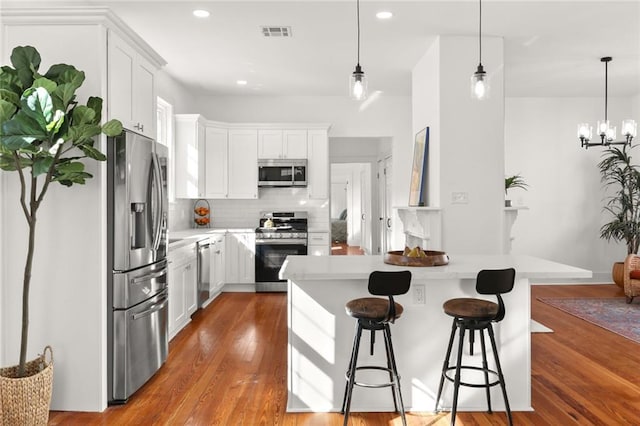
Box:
<box><xmin>383</xmin><ymin>250</ymin><xmax>449</xmax><ymax>267</ymax></box>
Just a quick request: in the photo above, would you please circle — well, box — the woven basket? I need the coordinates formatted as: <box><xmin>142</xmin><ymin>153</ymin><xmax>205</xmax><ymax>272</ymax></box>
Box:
<box><xmin>0</xmin><ymin>346</ymin><xmax>53</xmax><ymax>426</ymax></box>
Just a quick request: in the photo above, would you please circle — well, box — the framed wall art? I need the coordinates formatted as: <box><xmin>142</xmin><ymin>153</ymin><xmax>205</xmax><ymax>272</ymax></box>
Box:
<box><xmin>408</xmin><ymin>127</ymin><xmax>429</xmax><ymax>206</ymax></box>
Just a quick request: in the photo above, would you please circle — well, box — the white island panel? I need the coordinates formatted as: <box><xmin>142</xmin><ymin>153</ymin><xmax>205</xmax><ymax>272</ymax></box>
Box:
<box><xmin>281</xmin><ymin>255</ymin><xmax>591</xmax><ymax>413</ymax></box>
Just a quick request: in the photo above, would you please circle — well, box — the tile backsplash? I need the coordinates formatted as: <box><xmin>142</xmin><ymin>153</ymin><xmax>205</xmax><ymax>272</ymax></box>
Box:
<box><xmin>169</xmin><ymin>187</ymin><xmax>329</xmax><ymax>231</ymax></box>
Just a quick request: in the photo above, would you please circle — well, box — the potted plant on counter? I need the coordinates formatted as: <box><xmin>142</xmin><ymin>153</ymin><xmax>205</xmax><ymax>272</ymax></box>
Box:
<box><xmin>0</xmin><ymin>45</ymin><xmax>121</xmax><ymax>423</ymax></box>
<box><xmin>504</xmin><ymin>173</ymin><xmax>528</xmax><ymax>207</ymax></box>
<box><xmin>598</xmin><ymin>144</ymin><xmax>640</xmax><ymax>288</ymax></box>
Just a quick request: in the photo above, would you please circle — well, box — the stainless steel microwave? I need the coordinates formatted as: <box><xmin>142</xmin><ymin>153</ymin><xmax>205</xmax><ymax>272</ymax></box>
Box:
<box><xmin>258</xmin><ymin>159</ymin><xmax>307</xmax><ymax>187</ymax></box>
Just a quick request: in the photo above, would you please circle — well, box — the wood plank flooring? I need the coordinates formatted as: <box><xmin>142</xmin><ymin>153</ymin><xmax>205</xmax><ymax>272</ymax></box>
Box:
<box><xmin>49</xmin><ymin>284</ymin><xmax>640</xmax><ymax>425</ymax></box>
<box><xmin>331</xmin><ymin>243</ymin><xmax>365</xmax><ymax>255</ymax></box>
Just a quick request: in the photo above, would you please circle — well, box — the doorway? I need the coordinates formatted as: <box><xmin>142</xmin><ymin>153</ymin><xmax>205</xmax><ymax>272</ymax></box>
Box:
<box><xmin>330</xmin><ymin>163</ymin><xmax>371</xmax><ymax>255</ymax></box>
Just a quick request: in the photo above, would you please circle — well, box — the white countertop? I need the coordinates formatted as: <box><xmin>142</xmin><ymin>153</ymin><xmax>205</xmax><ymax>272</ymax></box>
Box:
<box><xmin>279</xmin><ymin>254</ymin><xmax>592</xmax><ymax>281</ymax></box>
<box><xmin>168</xmin><ymin>228</ymin><xmax>253</xmax><ymax>249</ymax></box>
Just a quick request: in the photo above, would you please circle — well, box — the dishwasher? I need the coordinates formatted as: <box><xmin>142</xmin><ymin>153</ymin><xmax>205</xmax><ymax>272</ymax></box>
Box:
<box><xmin>197</xmin><ymin>238</ymin><xmax>212</xmax><ymax>308</ymax></box>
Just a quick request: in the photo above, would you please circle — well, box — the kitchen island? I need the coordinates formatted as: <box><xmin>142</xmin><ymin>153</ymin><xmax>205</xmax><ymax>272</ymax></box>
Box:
<box><xmin>279</xmin><ymin>254</ymin><xmax>591</xmax><ymax>413</ymax></box>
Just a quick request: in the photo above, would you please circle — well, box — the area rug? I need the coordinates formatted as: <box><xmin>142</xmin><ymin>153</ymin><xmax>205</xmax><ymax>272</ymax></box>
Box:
<box><xmin>537</xmin><ymin>297</ymin><xmax>640</xmax><ymax>344</ymax></box>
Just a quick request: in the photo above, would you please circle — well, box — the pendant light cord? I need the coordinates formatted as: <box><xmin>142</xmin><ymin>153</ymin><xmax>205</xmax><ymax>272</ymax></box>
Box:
<box><xmin>604</xmin><ymin>59</ymin><xmax>608</xmax><ymax>121</ymax></box>
<box><xmin>478</xmin><ymin>0</ymin><xmax>482</xmax><ymax>64</ymax></box>
<box><xmin>357</xmin><ymin>0</ymin><xmax>361</xmax><ymax>65</ymax></box>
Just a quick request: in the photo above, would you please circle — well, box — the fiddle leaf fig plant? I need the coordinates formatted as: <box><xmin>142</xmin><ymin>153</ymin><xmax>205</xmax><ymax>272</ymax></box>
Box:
<box><xmin>0</xmin><ymin>45</ymin><xmax>122</xmax><ymax>377</ymax></box>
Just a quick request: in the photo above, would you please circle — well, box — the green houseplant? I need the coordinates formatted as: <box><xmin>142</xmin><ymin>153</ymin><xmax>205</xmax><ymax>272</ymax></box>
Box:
<box><xmin>598</xmin><ymin>144</ymin><xmax>640</xmax><ymax>286</ymax></box>
<box><xmin>504</xmin><ymin>174</ymin><xmax>528</xmax><ymax>207</ymax></box>
<box><xmin>0</xmin><ymin>45</ymin><xmax>121</xmax><ymax>421</ymax></box>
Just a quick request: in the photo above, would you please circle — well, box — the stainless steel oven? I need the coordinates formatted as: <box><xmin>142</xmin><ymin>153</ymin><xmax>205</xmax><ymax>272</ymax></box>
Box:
<box><xmin>255</xmin><ymin>212</ymin><xmax>308</xmax><ymax>292</ymax></box>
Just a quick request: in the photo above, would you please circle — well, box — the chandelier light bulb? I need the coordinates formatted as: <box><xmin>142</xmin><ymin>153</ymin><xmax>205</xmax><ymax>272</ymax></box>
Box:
<box><xmin>577</xmin><ymin>123</ymin><xmax>592</xmax><ymax>141</ymax></box>
<box><xmin>597</xmin><ymin>120</ymin><xmax>610</xmax><ymax>136</ymax></box>
<box><xmin>606</xmin><ymin>127</ymin><xmax>617</xmax><ymax>142</ymax></box>
<box><xmin>350</xmin><ymin>64</ymin><xmax>367</xmax><ymax>100</ymax></box>
<box><xmin>622</xmin><ymin>119</ymin><xmax>638</xmax><ymax>138</ymax></box>
<box><xmin>471</xmin><ymin>64</ymin><xmax>489</xmax><ymax>100</ymax></box>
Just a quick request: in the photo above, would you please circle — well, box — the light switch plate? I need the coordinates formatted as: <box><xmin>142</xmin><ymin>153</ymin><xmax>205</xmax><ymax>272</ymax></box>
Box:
<box><xmin>452</xmin><ymin>192</ymin><xmax>469</xmax><ymax>204</ymax></box>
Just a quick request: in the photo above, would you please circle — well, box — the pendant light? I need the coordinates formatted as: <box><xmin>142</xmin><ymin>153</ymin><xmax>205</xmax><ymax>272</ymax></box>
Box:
<box><xmin>578</xmin><ymin>57</ymin><xmax>637</xmax><ymax>148</ymax></box>
<box><xmin>471</xmin><ymin>0</ymin><xmax>489</xmax><ymax>100</ymax></box>
<box><xmin>349</xmin><ymin>0</ymin><xmax>367</xmax><ymax>100</ymax></box>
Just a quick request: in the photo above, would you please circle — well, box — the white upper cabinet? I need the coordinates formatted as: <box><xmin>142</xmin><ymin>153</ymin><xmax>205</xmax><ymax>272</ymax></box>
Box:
<box><xmin>228</xmin><ymin>129</ymin><xmax>258</xmax><ymax>199</ymax></box>
<box><xmin>108</xmin><ymin>30</ymin><xmax>157</xmax><ymax>138</ymax></box>
<box><xmin>174</xmin><ymin>115</ymin><xmax>206</xmax><ymax>198</ymax></box>
<box><xmin>307</xmin><ymin>129</ymin><xmax>329</xmax><ymax>199</ymax></box>
<box><xmin>204</xmin><ymin>126</ymin><xmax>228</xmax><ymax>199</ymax></box>
<box><xmin>258</xmin><ymin>129</ymin><xmax>307</xmax><ymax>159</ymax></box>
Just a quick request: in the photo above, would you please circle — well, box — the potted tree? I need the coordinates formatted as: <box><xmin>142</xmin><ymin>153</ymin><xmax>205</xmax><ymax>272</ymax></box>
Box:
<box><xmin>504</xmin><ymin>173</ymin><xmax>528</xmax><ymax>207</ymax></box>
<box><xmin>0</xmin><ymin>45</ymin><xmax>121</xmax><ymax>423</ymax></box>
<box><xmin>598</xmin><ymin>144</ymin><xmax>640</xmax><ymax>287</ymax></box>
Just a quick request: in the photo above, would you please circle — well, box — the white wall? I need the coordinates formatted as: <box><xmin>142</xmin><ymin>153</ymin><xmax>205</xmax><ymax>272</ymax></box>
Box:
<box><xmin>1</xmin><ymin>23</ymin><xmax>108</xmax><ymax>411</ymax></box>
<box><xmin>505</xmin><ymin>97</ymin><xmax>633</xmax><ymax>280</ymax></box>
<box><xmin>412</xmin><ymin>36</ymin><xmax>505</xmax><ymax>254</ymax></box>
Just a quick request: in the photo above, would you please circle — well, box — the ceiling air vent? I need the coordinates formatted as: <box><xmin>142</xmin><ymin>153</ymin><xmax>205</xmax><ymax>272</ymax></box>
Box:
<box><xmin>261</xmin><ymin>26</ymin><xmax>292</xmax><ymax>37</ymax></box>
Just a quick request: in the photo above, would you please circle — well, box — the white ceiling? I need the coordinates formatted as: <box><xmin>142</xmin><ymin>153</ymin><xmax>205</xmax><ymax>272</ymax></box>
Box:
<box><xmin>8</xmin><ymin>1</ymin><xmax>640</xmax><ymax>98</ymax></box>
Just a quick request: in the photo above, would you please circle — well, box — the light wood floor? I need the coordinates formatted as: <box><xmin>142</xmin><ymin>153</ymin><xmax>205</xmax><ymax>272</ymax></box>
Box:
<box><xmin>49</xmin><ymin>284</ymin><xmax>640</xmax><ymax>425</ymax></box>
<box><xmin>331</xmin><ymin>242</ymin><xmax>365</xmax><ymax>255</ymax></box>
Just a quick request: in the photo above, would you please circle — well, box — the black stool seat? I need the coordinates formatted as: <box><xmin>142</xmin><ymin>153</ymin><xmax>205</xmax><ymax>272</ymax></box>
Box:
<box><xmin>341</xmin><ymin>270</ymin><xmax>411</xmax><ymax>426</ymax></box>
<box><xmin>443</xmin><ymin>298</ymin><xmax>498</xmax><ymax>320</ymax></box>
<box><xmin>435</xmin><ymin>268</ymin><xmax>516</xmax><ymax>426</ymax></box>
<box><xmin>346</xmin><ymin>297</ymin><xmax>404</xmax><ymax>321</ymax></box>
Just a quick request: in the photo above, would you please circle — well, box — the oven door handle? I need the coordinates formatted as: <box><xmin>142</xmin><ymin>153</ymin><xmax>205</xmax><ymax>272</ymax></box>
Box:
<box><xmin>256</xmin><ymin>239</ymin><xmax>308</xmax><ymax>245</ymax></box>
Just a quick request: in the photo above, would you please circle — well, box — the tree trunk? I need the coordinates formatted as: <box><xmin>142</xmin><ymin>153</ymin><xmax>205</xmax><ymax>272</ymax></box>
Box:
<box><xmin>18</xmin><ymin>214</ymin><xmax>37</xmax><ymax>377</ymax></box>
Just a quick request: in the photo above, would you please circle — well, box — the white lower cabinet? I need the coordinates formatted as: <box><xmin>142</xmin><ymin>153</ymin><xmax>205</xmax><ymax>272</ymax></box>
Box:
<box><xmin>210</xmin><ymin>234</ymin><xmax>226</xmax><ymax>295</ymax></box>
<box><xmin>308</xmin><ymin>232</ymin><xmax>330</xmax><ymax>256</ymax></box>
<box><xmin>225</xmin><ymin>232</ymin><xmax>255</xmax><ymax>284</ymax></box>
<box><xmin>168</xmin><ymin>243</ymin><xmax>198</xmax><ymax>340</ymax></box>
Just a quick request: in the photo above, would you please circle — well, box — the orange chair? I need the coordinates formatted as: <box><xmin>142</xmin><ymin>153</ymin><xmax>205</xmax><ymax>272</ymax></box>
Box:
<box><xmin>623</xmin><ymin>254</ymin><xmax>640</xmax><ymax>303</ymax></box>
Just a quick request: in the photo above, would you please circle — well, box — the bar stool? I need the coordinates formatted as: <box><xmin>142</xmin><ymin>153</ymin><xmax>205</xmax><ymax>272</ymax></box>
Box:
<box><xmin>434</xmin><ymin>268</ymin><xmax>515</xmax><ymax>426</ymax></box>
<box><xmin>340</xmin><ymin>270</ymin><xmax>412</xmax><ymax>426</ymax></box>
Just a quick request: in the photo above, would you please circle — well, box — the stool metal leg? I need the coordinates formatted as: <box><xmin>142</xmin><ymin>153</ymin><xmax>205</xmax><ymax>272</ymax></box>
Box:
<box><xmin>479</xmin><ymin>329</ymin><xmax>492</xmax><ymax>413</ymax></box>
<box><xmin>487</xmin><ymin>324</ymin><xmax>513</xmax><ymax>426</ymax></box>
<box><xmin>341</xmin><ymin>321</ymin><xmax>360</xmax><ymax>413</ymax></box>
<box><xmin>382</xmin><ymin>327</ymin><xmax>399</xmax><ymax>413</ymax></box>
<box><xmin>383</xmin><ymin>324</ymin><xmax>407</xmax><ymax>426</ymax></box>
<box><xmin>342</xmin><ymin>322</ymin><xmax>363</xmax><ymax>425</ymax></box>
<box><xmin>435</xmin><ymin>320</ymin><xmax>458</xmax><ymax>413</ymax></box>
<box><xmin>450</xmin><ymin>325</ymin><xmax>466</xmax><ymax>426</ymax></box>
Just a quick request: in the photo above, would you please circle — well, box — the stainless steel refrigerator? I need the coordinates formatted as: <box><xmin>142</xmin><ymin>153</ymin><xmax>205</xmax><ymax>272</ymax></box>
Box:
<box><xmin>107</xmin><ymin>130</ymin><xmax>169</xmax><ymax>403</ymax></box>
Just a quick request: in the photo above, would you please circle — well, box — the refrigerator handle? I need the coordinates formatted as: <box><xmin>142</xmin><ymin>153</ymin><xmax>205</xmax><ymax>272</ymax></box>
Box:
<box><xmin>151</xmin><ymin>153</ymin><xmax>164</xmax><ymax>251</ymax></box>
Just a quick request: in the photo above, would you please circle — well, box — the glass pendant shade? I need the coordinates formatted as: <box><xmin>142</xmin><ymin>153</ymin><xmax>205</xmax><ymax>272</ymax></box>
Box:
<box><xmin>350</xmin><ymin>64</ymin><xmax>367</xmax><ymax>100</ymax></box>
<box><xmin>577</xmin><ymin>123</ymin><xmax>592</xmax><ymax>142</ymax></box>
<box><xmin>622</xmin><ymin>119</ymin><xmax>638</xmax><ymax>138</ymax></box>
<box><xmin>471</xmin><ymin>64</ymin><xmax>489</xmax><ymax>100</ymax></box>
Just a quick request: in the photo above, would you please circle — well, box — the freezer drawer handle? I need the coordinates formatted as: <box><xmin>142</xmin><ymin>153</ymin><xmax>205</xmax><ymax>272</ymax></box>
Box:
<box><xmin>131</xmin><ymin>270</ymin><xmax>167</xmax><ymax>285</ymax></box>
<box><xmin>132</xmin><ymin>298</ymin><xmax>168</xmax><ymax>320</ymax></box>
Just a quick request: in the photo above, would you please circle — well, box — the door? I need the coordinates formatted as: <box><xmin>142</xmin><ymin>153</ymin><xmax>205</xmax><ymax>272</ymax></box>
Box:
<box><xmin>110</xmin><ymin>131</ymin><xmax>156</xmax><ymax>272</ymax></box>
<box><xmin>255</xmin><ymin>241</ymin><xmax>307</xmax><ymax>282</ymax></box>
<box><xmin>228</xmin><ymin>130</ymin><xmax>258</xmax><ymax>199</ymax></box>
<box><xmin>112</xmin><ymin>289</ymin><xmax>168</xmax><ymax>402</ymax></box>
<box><xmin>377</xmin><ymin>156</ymin><xmax>393</xmax><ymax>254</ymax></box>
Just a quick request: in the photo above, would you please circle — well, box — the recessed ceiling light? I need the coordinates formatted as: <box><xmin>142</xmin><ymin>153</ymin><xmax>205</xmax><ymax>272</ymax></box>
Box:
<box><xmin>376</xmin><ymin>11</ymin><xmax>393</xmax><ymax>20</ymax></box>
<box><xmin>236</xmin><ymin>80</ymin><xmax>248</xmax><ymax>86</ymax></box>
<box><xmin>193</xmin><ymin>9</ymin><xmax>210</xmax><ymax>18</ymax></box>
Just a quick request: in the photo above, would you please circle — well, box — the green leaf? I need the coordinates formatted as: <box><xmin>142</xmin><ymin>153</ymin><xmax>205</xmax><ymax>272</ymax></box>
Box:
<box><xmin>87</xmin><ymin>97</ymin><xmax>103</xmax><ymax>124</ymax></box>
<box><xmin>0</xmin><ymin>88</ymin><xmax>20</xmax><ymax>107</ymax></box>
<box><xmin>1</xmin><ymin>110</ymin><xmax>48</xmax><ymax>150</ymax></box>
<box><xmin>32</xmin><ymin>155</ymin><xmax>54</xmax><ymax>176</ymax></box>
<box><xmin>10</xmin><ymin>46</ymin><xmax>41</xmax><ymax>89</ymax></box>
<box><xmin>51</xmin><ymin>83</ymin><xmax>78</xmax><ymax>111</ymax></box>
<box><xmin>56</xmin><ymin>161</ymin><xmax>84</xmax><ymax>173</ymax></box>
<box><xmin>72</xmin><ymin>105</ymin><xmax>96</xmax><ymax>125</ymax></box>
<box><xmin>53</xmin><ymin>170</ymin><xmax>93</xmax><ymax>187</ymax></box>
<box><xmin>0</xmin><ymin>99</ymin><xmax>18</xmax><ymax>125</ymax></box>
<box><xmin>102</xmin><ymin>119</ymin><xmax>123</xmax><ymax>137</ymax></box>
<box><xmin>47</xmin><ymin>110</ymin><xmax>65</xmax><ymax>134</ymax></box>
<box><xmin>33</xmin><ymin>77</ymin><xmax>58</xmax><ymax>94</ymax></box>
<box><xmin>20</xmin><ymin>87</ymin><xmax>53</xmax><ymax>131</ymax></box>
<box><xmin>68</xmin><ymin>123</ymin><xmax>101</xmax><ymax>144</ymax></box>
<box><xmin>79</xmin><ymin>144</ymin><xmax>107</xmax><ymax>161</ymax></box>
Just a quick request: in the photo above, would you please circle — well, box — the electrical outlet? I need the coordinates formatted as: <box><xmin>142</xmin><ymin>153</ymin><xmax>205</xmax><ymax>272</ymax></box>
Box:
<box><xmin>452</xmin><ymin>192</ymin><xmax>469</xmax><ymax>204</ymax></box>
<box><xmin>413</xmin><ymin>284</ymin><xmax>425</xmax><ymax>304</ymax></box>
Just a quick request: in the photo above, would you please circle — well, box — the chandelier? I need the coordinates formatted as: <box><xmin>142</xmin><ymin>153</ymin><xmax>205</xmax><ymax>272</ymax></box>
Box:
<box><xmin>471</xmin><ymin>0</ymin><xmax>489</xmax><ymax>100</ymax></box>
<box><xmin>578</xmin><ymin>57</ymin><xmax>637</xmax><ymax>149</ymax></box>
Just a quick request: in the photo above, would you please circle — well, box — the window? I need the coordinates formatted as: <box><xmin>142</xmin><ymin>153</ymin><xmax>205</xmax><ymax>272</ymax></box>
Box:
<box><xmin>156</xmin><ymin>96</ymin><xmax>174</xmax><ymax>201</ymax></box>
